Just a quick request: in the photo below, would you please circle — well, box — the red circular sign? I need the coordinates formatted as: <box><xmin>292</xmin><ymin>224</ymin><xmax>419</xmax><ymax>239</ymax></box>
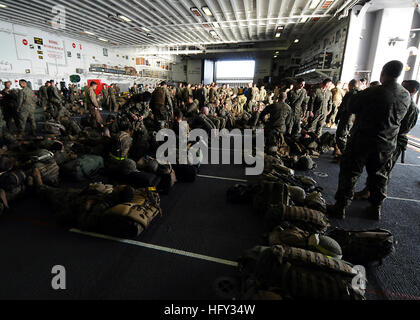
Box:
<box><xmin>22</xmin><ymin>39</ymin><xmax>28</xmax><ymax>46</ymax></box>
<box><xmin>72</xmin><ymin>43</ymin><xmax>76</xmax><ymax>48</ymax></box>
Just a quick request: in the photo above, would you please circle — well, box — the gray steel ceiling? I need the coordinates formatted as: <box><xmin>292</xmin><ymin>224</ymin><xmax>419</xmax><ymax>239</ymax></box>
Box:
<box><xmin>0</xmin><ymin>0</ymin><xmax>356</xmax><ymax>47</ymax></box>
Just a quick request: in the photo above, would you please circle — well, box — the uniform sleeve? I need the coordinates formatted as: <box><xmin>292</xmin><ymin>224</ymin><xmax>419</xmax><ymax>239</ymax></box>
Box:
<box><xmin>308</xmin><ymin>92</ymin><xmax>316</xmax><ymax>112</ymax></box>
<box><xmin>328</xmin><ymin>92</ymin><xmax>333</xmax><ymax>113</ymax></box>
<box><xmin>259</xmin><ymin>104</ymin><xmax>271</xmax><ymax>120</ymax></box>
<box><xmin>53</xmin><ymin>87</ymin><xmax>61</xmax><ymax>100</ymax></box>
<box><xmin>17</xmin><ymin>89</ymin><xmax>24</xmax><ymax>110</ymax></box>
<box><xmin>398</xmin><ymin>103</ymin><xmax>419</xmax><ymax>149</ymax></box>
<box><xmin>301</xmin><ymin>90</ymin><xmax>308</xmax><ymax>114</ymax></box>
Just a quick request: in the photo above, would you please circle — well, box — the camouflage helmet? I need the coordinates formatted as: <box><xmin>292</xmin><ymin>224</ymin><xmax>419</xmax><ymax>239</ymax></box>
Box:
<box><xmin>296</xmin><ymin>155</ymin><xmax>314</xmax><ymax>171</ymax></box>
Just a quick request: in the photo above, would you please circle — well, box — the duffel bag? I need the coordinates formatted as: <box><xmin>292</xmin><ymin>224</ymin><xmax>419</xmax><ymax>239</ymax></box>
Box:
<box><xmin>34</xmin><ymin>161</ymin><xmax>60</xmax><ymax>186</ymax></box>
<box><xmin>265</xmin><ymin>204</ymin><xmax>330</xmax><ymax>234</ymax></box>
<box><xmin>61</xmin><ymin>119</ymin><xmax>82</xmax><ymax>136</ymax></box>
<box><xmin>327</xmin><ymin>228</ymin><xmax>395</xmax><ymax>265</ymax></box>
<box><xmin>157</xmin><ymin>163</ymin><xmax>177</xmax><ymax>194</ymax></box>
<box><xmin>44</xmin><ymin>121</ymin><xmax>66</xmax><ymax>135</ymax></box>
<box><xmin>238</xmin><ymin>245</ymin><xmax>365</xmax><ymax>300</ymax></box>
<box><xmin>62</xmin><ymin>155</ymin><xmax>104</xmax><ymax>181</ymax></box>
<box><xmin>172</xmin><ymin>164</ymin><xmax>197</xmax><ymax>183</ymax></box>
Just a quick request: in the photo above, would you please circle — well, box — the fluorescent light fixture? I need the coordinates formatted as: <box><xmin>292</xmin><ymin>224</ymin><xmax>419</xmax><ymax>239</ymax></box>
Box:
<box><xmin>300</xmin><ymin>16</ymin><xmax>309</xmax><ymax>23</ymax></box>
<box><xmin>142</xmin><ymin>27</ymin><xmax>151</xmax><ymax>32</ymax></box>
<box><xmin>210</xmin><ymin>30</ymin><xmax>218</xmax><ymax>38</ymax></box>
<box><xmin>275</xmin><ymin>33</ymin><xmax>281</xmax><ymax>38</ymax></box>
<box><xmin>294</xmin><ymin>39</ymin><xmax>300</xmax><ymax>43</ymax></box>
<box><xmin>84</xmin><ymin>31</ymin><xmax>96</xmax><ymax>36</ymax></box>
<box><xmin>213</xmin><ymin>22</ymin><xmax>220</xmax><ymax>28</ymax></box>
<box><xmin>202</xmin><ymin>6</ymin><xmax>213</xmax><ymax>16</ymax></box>
<box><xmin>309</xmin><ymin>0</ymin><xmax>321</xmax><ymax>9</ymax></box>
<box><xmin>118</xmin><ymin>15</ymin><xmax>132</xmax><ymax>22</ymax></box>
<box><xmin>191</xmin><ymin>7</ymin><xmax>201</xmax><ymax>17</ymax></box>
<box><xmin>0</xmin><ymin>3</ymin><xmax>7</xmax><ymax>8</ymax></box>
<box><xmin>98</xmin><ymin>38</ymin><xmax>109</xmax><ymax>42</ymax></box>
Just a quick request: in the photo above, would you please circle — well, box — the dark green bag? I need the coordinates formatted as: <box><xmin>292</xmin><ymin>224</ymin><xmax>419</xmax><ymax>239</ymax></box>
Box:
<box><xmin>62</xmin><ymin>155</ymin><xmax>104</xmax><ymax>181</ymax></box>
<box><xmin>238</xmin><ymin>245</ymin><xmax>365</xmax><ymax>300</ymax></box>
<box><xmin>327</xmin><ymin>228</ymin><xmax>395</xmax><ymax>265</ymax></box>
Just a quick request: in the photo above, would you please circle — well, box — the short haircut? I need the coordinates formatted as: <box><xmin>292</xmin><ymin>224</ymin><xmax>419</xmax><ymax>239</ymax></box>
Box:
<box><xmin>90</xmin><ymin>81</ymin><xmax>97</xmax><ymax>86</ymax></box>
<box><xmin>369</xmin><ymin>81</ymin><xmax>381</xmax><ymax>87</ymax></box>
<box><xmin>174</xmin><ymin>109</ymin><xmax>183</xmax><ymax>119</ymax></box>
<box><xmin>19</xmin><ymin>79</ymin><xmax>27</xmax><ymax>83</ymax></box>
<box><xmin>160</xmin><ymin>81</ymin><xmax>167</xmax><ymax>86</ymax></box>
<box><xmin>297</xmin><ymin>78</ymin><xmax>305</xmax><ymax>83</ymax></box>
<box><xmin>360</xmin><ymin>78</ymin><xmax>367</xmax><ymax>83</ymax></box>
<box><xmin>382</xmin><ymin>60</ymin><xmax>404</xmax><ymax>78</ymax></box>
<box><xmin>119</xmin><ymin>118</ymin><xmax>132</xmax><ymax>131</ymax></box>
<box><xmin>322</xmin><ymin>78</ymin><xmax>333</xmax><ymax>86</ymax></box>
<box><xmin>349</xmin><ymin>79</ymin><xmax>361</xmax><ymax>88</ymax></box>
<box><xmin>45</xmin><ymin>81</ymin><xmax>51</xmax><ymax>85</ymax></box>
<box><xmin>402</xmin><ymin>80</ymin><xmax>420</xmax><ymax>93</ymax></box>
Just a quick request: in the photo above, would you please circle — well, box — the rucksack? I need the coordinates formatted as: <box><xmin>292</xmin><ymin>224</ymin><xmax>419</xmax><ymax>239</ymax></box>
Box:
<box><xmin>304</xmin><ymin>191</ymin><xmax>327</xmax><ymax>213</ymax></box>
<box><xmin>268</xmin><ymin>226</ymin><xmax>342</xmax><ymax>259</ymax></box>
<box><xmin>265</xmin><ymin>204</ymin><xmax>330</xmax><ymax>234</ymax></box>
<box><xmin>62</xmin><ymin>155</ymin><xmax>104</xmax><ymax>181</ymax></box>
<box><xmin>327</xmin><ymin>228</ymin><xmax>395</xmax><ymax>265</ymax></box>
<box><xmin>105</xmin><ymin>188</ymin><xmax>162</xmax><ymax>231</ymax></box>
<box><xmin>157</xmin><ymin>163</ymin><xmax>177</xmax><ymax>194</ymax></box>
<box><xmin>44</xmin><ymin>121</ymin><xmax>66</xmax><ymax>135</ymax></box>
<box><xmin>253</xmin><ymin>180</ymin><xmax>289</xmax><ymax>215</ymax></box>
<box><xmin>238</xmin><ymin>245</ymin><xmax>365</xmax><ymax>300</ymax></box>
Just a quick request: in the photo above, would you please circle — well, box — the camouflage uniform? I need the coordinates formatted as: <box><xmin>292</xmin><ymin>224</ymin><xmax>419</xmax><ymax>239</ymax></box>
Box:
<box><xmin>260</xmin><ymin>102</ymin><xmax>292</xmax><ymax>147</ymax></box>
<box><xmin>101</xmin><ymin>87</ymin><xmax>110</xmax><ymax>111</ymax></box>
<box><xmin>288</xmin><ymin>88</ymin><xmax>308</xmax><ymax>137</ymax></box>
<box><xmin>335</xmin><ymin>88</ymin><xmax>361</xmax><ymax>153</ymax></box>
<box><xmin>85</xmin><ymin>87</ymin><xmax>103</xmax><ymax>128</ymax></box>
<box><xmin>335</xmin><ymin>81</ymin><xmax>411</xmax><ymax>208</ymax></box>
<box><xmin>38</xmin><ymin>85</ymin><xmax>49</xmax><ymax>110</ymax></box>
<box><xmin>151</xmin><ymin>86</ymin><xmax>173</xmax><ymax>125</ymax></box>
<box><xmin>109</xmin><ymin>86</ymin><xmax>119</xmax><ymax>112</ymax></box>
<box><xmin>327</xmin><ymin>87</ymin><xmax>345</xmax><ymax>125</ymax></box>
<box><xmin>0</xmin><ymin>88</ymin><xmax>19</xmax><ymax>132</ymax></box>
<box><xmin>308</xmin><ymin>88</ymin><xmax>333</xmax><ymax>137</ymax></box>
<box><xmin>17</xmin><ymin>86</ymin><xmax>37</xmax><ymax>135</ymax></box>
<box><xmin>47</xmin><ymin>85</ymin><xmax>62</xmax><ymax>119</ymax></box>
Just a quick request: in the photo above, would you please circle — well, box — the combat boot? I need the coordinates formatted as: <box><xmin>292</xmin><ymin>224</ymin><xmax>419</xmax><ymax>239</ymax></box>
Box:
<box><xmin>326</xmin><ymin>203</ymin><xmax>346</xmax><ymax>219</ymax></box>
<box><xmin>354</xmin><ymin>187</ymin><xmax>370</xmax><ymax>201</ymax></box>
<box><xmin>366</xmin><ymin>205</ymin><xmax>381</xmax><ymax>221</ymax></box>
